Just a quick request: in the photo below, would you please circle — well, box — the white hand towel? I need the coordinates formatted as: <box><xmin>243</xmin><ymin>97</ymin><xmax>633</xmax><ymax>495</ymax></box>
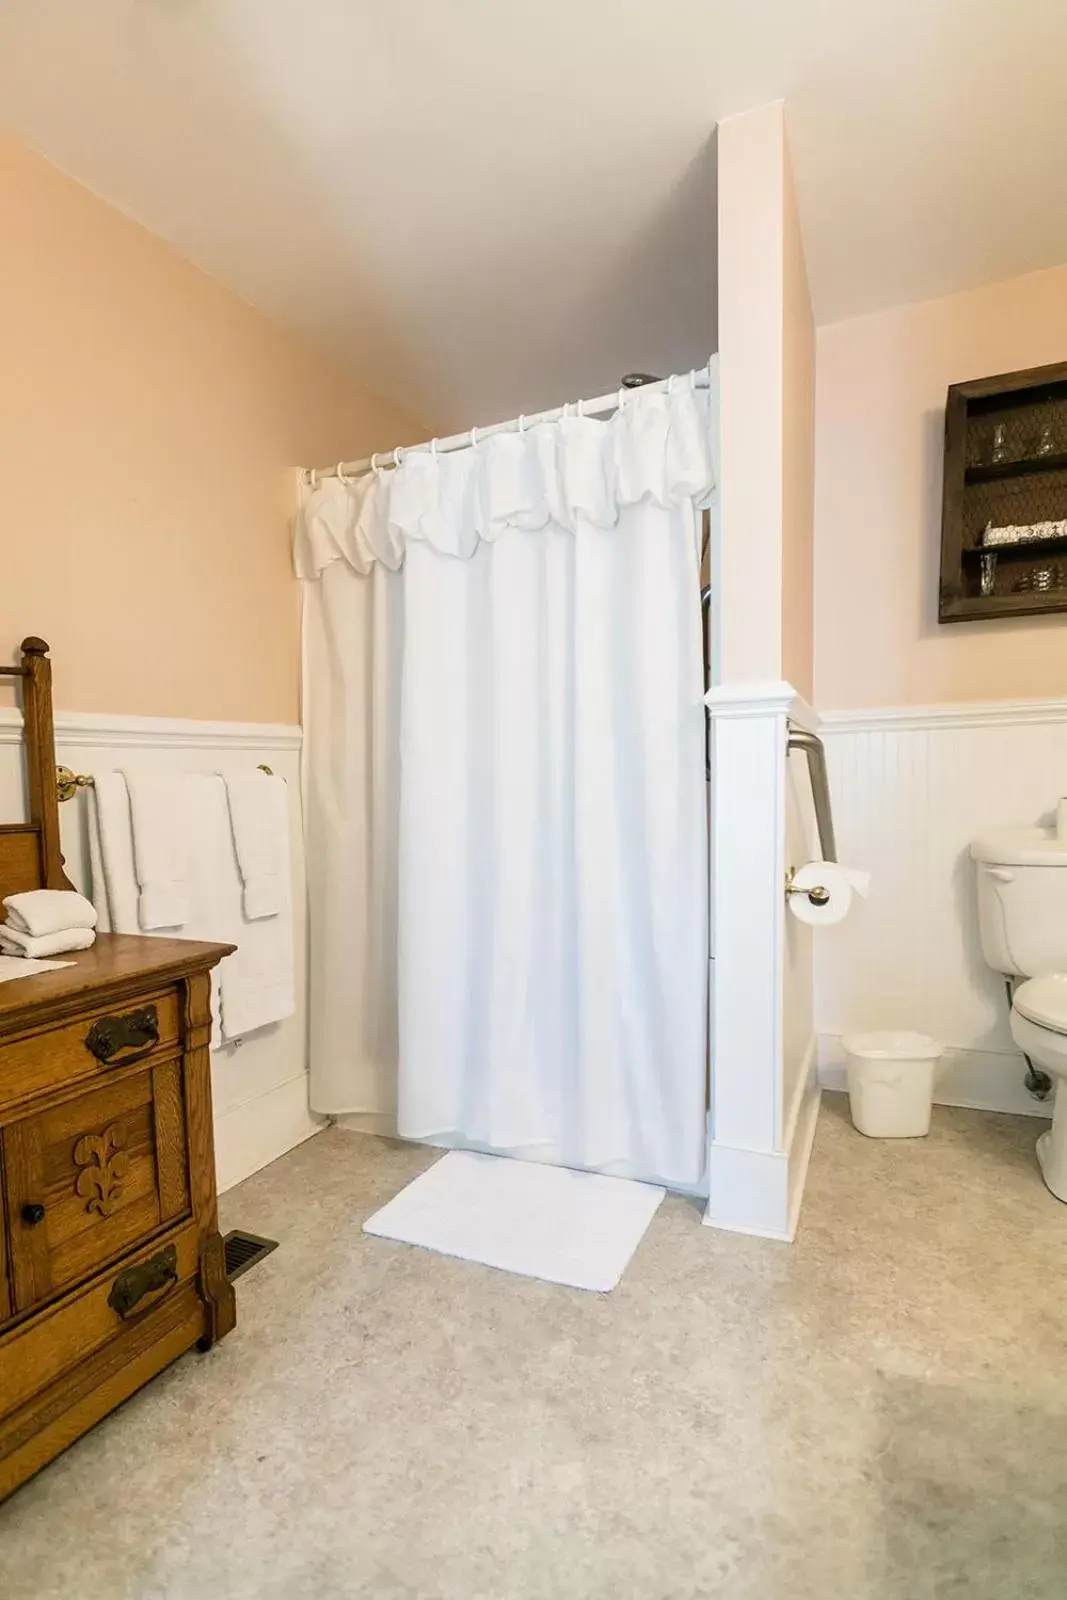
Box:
<box><xmin>3</xmin><ymin>889</ymin><xmax>98</xmax><ymax>937</ymax></box>
<box><xmin>221</xmin><ymin>772</ymin><xmax>286</xmax><ymax>920</ymax></box>
<box><xmin>120</xmin><ymin>768</ymin><xmax>192</xmax><ymax>930</ymax></box>
<box><xmin>0</xmin><ymin>955</ymin><xmax>77</xmax><ymax>982</ymax></box>
<box><xmin>88</xmin><ymin>775</ymin><xmax>141</xmax><ymax>934</ymax></box>
<box><xmin>0</xmin><ymin>925</ymin><xmax>96</xmax><ymax>958</ymax></box>
<box><xmin>191</xmin><ymin>776</ymin><xmax>294</xmax><ymax>1039</ymax></box>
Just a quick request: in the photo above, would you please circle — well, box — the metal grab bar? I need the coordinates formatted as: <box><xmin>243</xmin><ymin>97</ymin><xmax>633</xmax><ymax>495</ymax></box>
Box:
<box><xmin>786</xmin><ymin>725</ymin><xmax>837</xmax><ymax>864</ymax></box>
<box><xmin>701</xmin><ymin>585</ymin><xmax>712</xmax><ymax>779</ymax></box>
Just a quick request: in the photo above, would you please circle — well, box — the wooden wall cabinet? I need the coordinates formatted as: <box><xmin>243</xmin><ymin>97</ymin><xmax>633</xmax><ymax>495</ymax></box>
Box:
<box><xmin>939</xmin><ymin>360</ymin><xmax>1067</xmax><ymax>622</ymax></box>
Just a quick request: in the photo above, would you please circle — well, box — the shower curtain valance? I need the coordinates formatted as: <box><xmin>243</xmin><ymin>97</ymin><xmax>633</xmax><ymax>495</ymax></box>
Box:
<box><xmin>295</xmin><ymin>384</ymin><xmax>714</xmax><ymax>579</ymax></box>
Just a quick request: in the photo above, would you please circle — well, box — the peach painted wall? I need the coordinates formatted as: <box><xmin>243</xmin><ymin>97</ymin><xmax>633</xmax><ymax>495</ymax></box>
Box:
<box><xmin>716</xmin><ymin>101</ymin><xmax>814</xmax><ymax>701</ymax></box>
<box><xmin>781</xmin><ymin>139</ymin><xmax>814</xmax><ymax>703</ymax></box>
<box><xmin>716</xmin><ymin>102</ymin><xmax>785</xmax><ymax>685</ymax></box>
<box><xmin>815</xmin><ymin>262</ymin><xmax>1067</xmax><ymax>710</ymax></box>
<box><xmin>0</xmin><ymin>135</ymin><xmax>422</xmax><ymax>722</ymax></box>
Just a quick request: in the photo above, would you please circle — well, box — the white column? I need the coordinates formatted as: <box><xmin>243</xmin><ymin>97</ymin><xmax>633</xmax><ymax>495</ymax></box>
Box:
<box><xmin>705</xmin><ymin>100</ymin><xmax>820</xmax><ymax>1240</ymax></box>
<box><xmin>704</xmin><ymin>684</ymin><xmax>822</xmax><ymax>1240</ymax></box>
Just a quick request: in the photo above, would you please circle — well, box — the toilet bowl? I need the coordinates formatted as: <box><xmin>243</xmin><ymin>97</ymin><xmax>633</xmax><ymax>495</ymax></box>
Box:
<box><xmin>971</xmin><ymin>824</ymin><xmax>1067</xmax><ymax>1201</ymax></box>
<box><xmin>1011</xmin><ymin>974</ymin><xmax>1067</xmax><ymax>1202</ymax></box>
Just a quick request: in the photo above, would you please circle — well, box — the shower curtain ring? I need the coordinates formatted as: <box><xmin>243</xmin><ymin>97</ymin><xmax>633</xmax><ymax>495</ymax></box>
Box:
<box><xmin>518</xmin><ymin>414</ymin><xmax>526</xmax><ymax>434</ymax></box>
<box><xmin>371</xmin><ymin>453</ymin><xmax>380</xmax><ymax>473</ymax></box>
<box><xmin>393</xmin><ymin>446</ymin><xmax>404</xmax><ymax>469</ymax></box>
<box><xmin>470</xmin><ymin>426</ymin><xmax>479</xmax><ymax>448</ymax></box>
<box><xmin>336</xmin><ymin>461</ymin><xmax>351</xmax><ymax>486</ymax></box>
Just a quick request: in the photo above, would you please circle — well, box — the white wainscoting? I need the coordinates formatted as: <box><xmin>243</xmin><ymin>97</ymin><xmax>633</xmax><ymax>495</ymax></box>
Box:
<box><xmin>0</xmin><ymin>708</ymin><xmax>322</xmax><ymax>1190</ymax></box>
<box><xmin>817</xmin><ymin>696</ymin><xmax>1067</xmax><ymax>1119</ymax></box>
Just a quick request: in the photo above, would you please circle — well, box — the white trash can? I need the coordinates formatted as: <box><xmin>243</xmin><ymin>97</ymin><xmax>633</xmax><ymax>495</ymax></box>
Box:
<box><xmin>842</xmin><ymin>1031</ymin><xmax>942</xmax><ymax>1138</ymax></box>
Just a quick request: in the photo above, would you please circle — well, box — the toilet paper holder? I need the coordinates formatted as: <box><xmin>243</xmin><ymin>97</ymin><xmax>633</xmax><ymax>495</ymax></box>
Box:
<box><xmin>785</xmin><ymin>867</ymin><xmax>830</xmax><ymax>908</ymax></box>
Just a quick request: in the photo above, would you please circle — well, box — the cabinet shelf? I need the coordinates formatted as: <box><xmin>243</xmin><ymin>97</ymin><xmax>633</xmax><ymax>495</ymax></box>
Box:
<box><xmin>965</xmin><ymin>452</ymin><xmax>1067</xmax><ymax>484</ymax></box>
<box><xmin>962</xmin><ymin>531</ymin><xmax>1067</xmax><ymax>558</ymax></box>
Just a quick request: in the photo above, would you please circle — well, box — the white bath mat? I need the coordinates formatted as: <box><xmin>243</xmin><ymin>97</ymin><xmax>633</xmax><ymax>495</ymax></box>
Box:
<box><xmin>364</xmin><ymin>1150</ymin><xmax>665</xmax><ymax>1292</ymax></box>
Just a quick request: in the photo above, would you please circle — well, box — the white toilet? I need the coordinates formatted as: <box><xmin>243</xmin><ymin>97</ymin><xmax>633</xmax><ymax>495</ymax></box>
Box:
<box><xmin>972</xmin><ymin>825</ymin><xmax>1067</xmax><ymax>1202</ymax></box>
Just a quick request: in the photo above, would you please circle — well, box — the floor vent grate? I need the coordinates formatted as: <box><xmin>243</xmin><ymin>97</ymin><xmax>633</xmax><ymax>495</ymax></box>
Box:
<box><xmin>223</xmin><ymin>1229</ymin><xmax>279</xmax><ymax>1282</ymax></box>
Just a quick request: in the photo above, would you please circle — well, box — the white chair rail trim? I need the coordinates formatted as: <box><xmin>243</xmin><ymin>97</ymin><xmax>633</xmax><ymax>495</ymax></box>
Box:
<box><xmin>821</xmin><ymin>695</ymin><xmax>1067</xmax><ymax>734</ymax></box>
<box><xmin>0</xmin><ymin>708</ymin><xmax>302</xmax><ymax>752</ymax></box>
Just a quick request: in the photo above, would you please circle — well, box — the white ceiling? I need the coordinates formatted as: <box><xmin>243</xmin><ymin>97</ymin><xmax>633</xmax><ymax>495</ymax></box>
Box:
<box><xmin>2</xmin><ymin>1</ymin><xmax>1067</xmax><ymax>432</ymax></box>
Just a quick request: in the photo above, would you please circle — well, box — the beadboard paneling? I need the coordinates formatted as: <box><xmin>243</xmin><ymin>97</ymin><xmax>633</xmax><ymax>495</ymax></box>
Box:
<box><xmin>816</xmin><ymin>701</ymin><xmax>1067</xmax><ymax>1115</ymax></box>
<box><xmin>0</xmin><ymin>711</ymin><xmax>321</xmax><ymax>1189</ymax></box>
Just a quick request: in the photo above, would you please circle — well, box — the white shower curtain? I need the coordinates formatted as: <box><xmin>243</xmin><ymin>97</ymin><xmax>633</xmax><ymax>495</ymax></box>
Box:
<box><xmin>297</xmin><ymin>382</ymin><xmax>713</xmax><ymax>1187</ymax></box>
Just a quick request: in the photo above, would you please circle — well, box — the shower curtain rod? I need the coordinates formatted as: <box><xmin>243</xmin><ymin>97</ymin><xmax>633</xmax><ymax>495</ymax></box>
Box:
<box><xmin>304</xmin><ymin>365</ymin><xmax>712</xmax><ymax>485</ymax></box>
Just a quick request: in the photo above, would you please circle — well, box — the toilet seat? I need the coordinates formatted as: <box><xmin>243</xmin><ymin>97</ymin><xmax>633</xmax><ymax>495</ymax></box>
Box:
<box><xmin>1013</xmin><ymin>973</ymin><xmax>1067</xmax><ymax>1034</ymax></box>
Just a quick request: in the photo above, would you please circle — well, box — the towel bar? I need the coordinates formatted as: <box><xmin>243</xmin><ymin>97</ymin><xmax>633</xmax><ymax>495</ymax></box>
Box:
<box><xmin>56</xmin><ymin>766</ymin><xmax>94</xmax><ymax>803</ymax></box>
<box><xmin>56</xmin><ymin>763</ymin><xmax>278</xmax><ymax>801</ymax></box>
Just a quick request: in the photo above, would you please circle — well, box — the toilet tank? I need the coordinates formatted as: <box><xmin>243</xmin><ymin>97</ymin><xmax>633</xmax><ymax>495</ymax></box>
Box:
<box><xmin>971</xmin><ymin>827</ymin><xmax>1067</xmax><ymax>977</ymax></box>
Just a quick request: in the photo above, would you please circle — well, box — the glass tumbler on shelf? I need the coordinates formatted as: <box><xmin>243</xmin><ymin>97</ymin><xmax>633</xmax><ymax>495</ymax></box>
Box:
<box><xmin>979</xmin><ymin>551</ymin><xmax>997</xmax><ymax>597</ymax></box>
<box><xmin>991</xmin><ymin>423</ymin><xmax>1008</xmax><ymax>464</ymax></box>
<box><xmin>1037</xmin><ymin>424</ymin><xmax>1055</xmax><ymax>456</ymax></box>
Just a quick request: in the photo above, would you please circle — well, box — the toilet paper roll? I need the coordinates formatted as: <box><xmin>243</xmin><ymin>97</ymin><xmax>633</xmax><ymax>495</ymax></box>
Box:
<box><xmin>788</xmin><ymin>862</ymin><xmax>868</xmax><ymax>928</ymax></box>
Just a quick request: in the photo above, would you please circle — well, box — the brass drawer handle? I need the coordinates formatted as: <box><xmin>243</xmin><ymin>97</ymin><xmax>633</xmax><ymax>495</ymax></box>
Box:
<box><xmin>85</xmin><ymin>1005</ymin><xmax>160</xmax><ymax>1066</ymax></box>
<box><xmin>107</xmin><ymin>1243</ymin><xmax>178</xmax><ymax>1320</ymax></box>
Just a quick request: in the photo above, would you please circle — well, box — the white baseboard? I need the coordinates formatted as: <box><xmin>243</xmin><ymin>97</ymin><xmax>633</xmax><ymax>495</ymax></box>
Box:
<box><xmin>703</xmin><ymin>1139</ymin><xmax>791</xmax><ymax>1239</ymax></box>
<box><xmin>818</xmin><ymin>1035</ymin><xmax>1050</xmax><ymax>1120</ymax></box>
<box><xmin>786</xmin><ymin>1045</ymin><xmax>822</xmax><ymax>1241</ymax></box>
<box><xmin>215</xmin><ymin>1072</ymin><xmax>326</xmax><ymax>1194</ymax></box>
<box><xmin>704</xmin><ymin>1037</ymin><xmax>820</xmax><ymax>1242</ymax></box>
<box><xmin>333</xmin><ymin>1110</ymin><xmax>399</xmax><ymax>1137</ymax></box>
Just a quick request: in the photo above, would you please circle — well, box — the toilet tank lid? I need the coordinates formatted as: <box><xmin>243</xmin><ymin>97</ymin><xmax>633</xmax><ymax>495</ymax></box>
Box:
<box><xmin>970</xmin><ymin>826</ymin><xmax>1067</xmax><ymax>866</ymax></box>
<box><xmin>1014</xmin><ymin>974</ymin><xmax>1067</xmax><ymax>1032</ymax></box>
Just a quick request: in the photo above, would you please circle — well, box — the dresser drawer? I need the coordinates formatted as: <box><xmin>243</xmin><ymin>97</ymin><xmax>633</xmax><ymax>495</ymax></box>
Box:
<box><xmin>0</xmin><ymin>1221</ymin><xmax>203</xmax><ymax>1426</ymax></box>
<box><xmin>0</xmin><ymin>989</ymin><xmax>180</xmax><ymax>1110</ymax></box>
<box><xmin>2</xmin><ymin>1060</ymin><xmax>190</xmax><ymax>1312</ymax></box>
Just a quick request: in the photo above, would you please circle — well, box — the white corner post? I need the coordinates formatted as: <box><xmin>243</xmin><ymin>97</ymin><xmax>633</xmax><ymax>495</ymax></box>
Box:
<box><xmin>704</xmin><ymin>684</ymin><xmax>821</xmax><ymax>1240</ymax></box>
<box><xmin>704</xmin><ymin>100</ymin><xmax>819</xmax><ymax>1239</ymax></box>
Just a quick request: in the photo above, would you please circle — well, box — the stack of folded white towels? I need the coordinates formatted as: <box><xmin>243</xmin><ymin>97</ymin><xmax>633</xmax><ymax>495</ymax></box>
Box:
<box><xmin>0</xmin><ymin>889</ymin><xmax>98</xmax><ymax>959</ymax></box>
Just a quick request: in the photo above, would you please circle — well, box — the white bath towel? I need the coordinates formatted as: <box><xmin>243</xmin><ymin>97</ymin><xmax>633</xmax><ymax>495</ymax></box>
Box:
<box><xmin>221</xmin><ymin>772</ymin><xmax>286</xmax><ymax>920</ymax></box>
<box><xmin>88</xmin><ymin>775</ymin><xmax>140</xmax><ymax>934</ymax></box>
<box><xmin>89</xmin><ymin>770</ymin><xmax>294</xmax><ymax>1042</ymax></box>
<box><xmin>182</xmin><ymin>776</ymin><xmax>294</xmax><ymax>1040</ymax></box>
<box><xmin>3</xmin><ymin>889</ymin><xmax>98</xmax><ymax>937</ymax></box>
<box><xmin>120</xmin><ymin>767</ymin><xmax>191</xmax><ymax>929</ymax></box>
<box><xmin>90</xmin><ymin>774</ymin><xmax>223</xmax><ymax>1047</ymax></box>
<box><xmin>0</xmin><ymin>925</ymin><xmax>96</xmax><ymax>958</ymax></box>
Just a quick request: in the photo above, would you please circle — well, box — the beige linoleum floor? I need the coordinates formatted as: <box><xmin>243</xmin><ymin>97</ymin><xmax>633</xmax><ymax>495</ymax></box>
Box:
<box><xmin>2</xmin><ymin>1095</ymin><xmax>1066</xmax><ymax>1599</ymax></box>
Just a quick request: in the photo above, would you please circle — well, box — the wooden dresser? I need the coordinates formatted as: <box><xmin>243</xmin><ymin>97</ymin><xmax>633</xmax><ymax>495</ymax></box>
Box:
<box><xmin>0</xmin><ymin>638</ymin><xmax>236</xmax><ymax>1499</ymax></box>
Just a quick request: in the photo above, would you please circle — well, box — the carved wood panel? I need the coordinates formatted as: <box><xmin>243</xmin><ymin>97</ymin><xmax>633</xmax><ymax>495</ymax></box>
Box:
<box><xmin>2</xmin><ymin>1069</ymin><xmax>174</xmax><ymax>1311</ymax></box>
